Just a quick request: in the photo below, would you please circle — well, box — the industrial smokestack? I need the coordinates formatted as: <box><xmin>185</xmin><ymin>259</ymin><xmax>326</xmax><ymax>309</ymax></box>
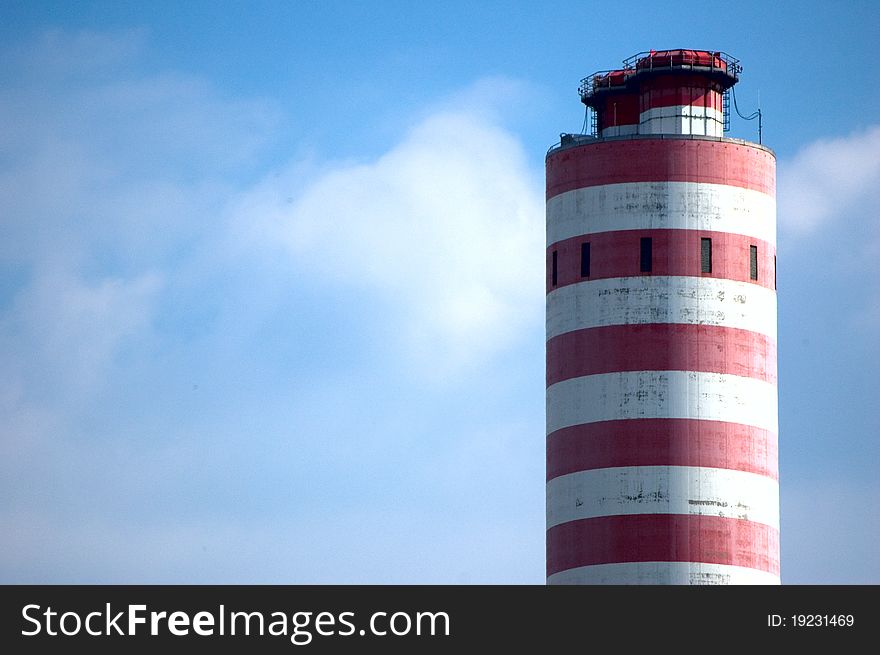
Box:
<box><xmin>545</xmin><ymin>49</ymin><xmax>779</xmax><ymax>584</ymax></box>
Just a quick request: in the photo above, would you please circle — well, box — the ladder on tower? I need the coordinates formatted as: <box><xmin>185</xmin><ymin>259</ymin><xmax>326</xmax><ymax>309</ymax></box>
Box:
<box><xmin>722</xmin><ymin>89</ymin><xmax>731</xmax><ymax>132</ymax></box>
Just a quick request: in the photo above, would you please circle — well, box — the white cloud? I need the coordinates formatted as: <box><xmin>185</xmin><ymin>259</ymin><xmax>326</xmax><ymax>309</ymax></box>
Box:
<box><xmin>0</xmin><ymin>269</ymin><xmax>162</xmax><ymax>402</ymax></box>
<box><xmin>0</xmin><ymin>30</ymin><xmax>546</xmax><ymax>583</ymax></box>
<box><xmin>778</xmin><ymin>125</ymin><xmax>880</xmax><ymax>330</ymax></box>
<box><xmin>236</xmin><ymin>101</ymin><xmax>545</xmax><ymax>379</ymax></box>
<box><xmin>0</xmin><ymin>30</ymin><xmax>281</xmax><ymax>413</ymax></box>
<box><xmin>778</xmin><ymin>124</ymin><xmax>880</xmax><ymax>236</ymax></box>
<box><xmin>6</xmin><ymin>28</ymin><xmax>147</xmax><ymax>74</ymax></box>
<box><xmin>0</xmin><ymin>29</ymin><xmax>279</xmax><ymax>275</ymax></box>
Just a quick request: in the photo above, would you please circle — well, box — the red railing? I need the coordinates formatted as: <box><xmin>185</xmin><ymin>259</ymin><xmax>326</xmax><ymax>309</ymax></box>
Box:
<box><xmin>580</xmin><ymin>50</ymin><xmax>740</xmax><ymax>103</ymax></box>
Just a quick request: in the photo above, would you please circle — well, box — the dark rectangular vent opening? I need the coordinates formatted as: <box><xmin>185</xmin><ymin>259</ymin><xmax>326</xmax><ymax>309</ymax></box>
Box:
<box><xmin>640</xmin><ymin>237</ymin><xmax>652</xmax><ymax>273</ymax></box>
<box><xmin>701</xmin><ymin>238</ymin><xmax>712</xmax><ymax>273</ymax></box>
<box><xmin>580</xmin><ymin>242</ymin><xmax>591</xmax><ymax>278</ymax></box>
<box><xmin>750</xmin><ymin>245</ymin><xmax>758</xmax><ymax>281</ymax></box>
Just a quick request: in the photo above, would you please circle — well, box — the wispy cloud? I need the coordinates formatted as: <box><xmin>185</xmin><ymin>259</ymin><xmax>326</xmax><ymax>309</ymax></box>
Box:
<box><xmin>777</xmin><ymin>124</ymin><xmax>880</xmax><ymax>330</ymax></box>
<box><xmin>235</xmin><ymin>100</ymin><xmax>545</xmax><ymax>379</ymax></box>
<box><xmin>1</xmin><ymin>269</ymin><xmax>161</xmax><ymax>403</ymax></box>
<box><xmin>778</xmin><ymin>124</ymin><xmax>880</xmax><ymax>236</ymax></box>
<box><xmin>0</xmin><ymin>31</ymin><xmax>545</xmax><ymax>582</ymax></box>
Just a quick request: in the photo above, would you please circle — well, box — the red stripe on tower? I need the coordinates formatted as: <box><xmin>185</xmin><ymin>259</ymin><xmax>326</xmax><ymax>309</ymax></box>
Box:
<box><xmin>546</xmin><ymin>323</ymin><xmax>777</xmax><ymax>385</ymax></box>
<box><xmin>546</xmin><ymin>514</ymin><xmax>780</xmax><ymax>576</ymax></box>
<box><xmin>547</xmin><ymin>420</ymin><xmax>778</xmax><ymax>481</ymax></box>
<box><xmin>547</xmin><ymin>49</ymin><xmax>779</xmax><ymax>585</ymax></box>
<box><xmin>546</xmin><ymin>139</ymin><xmax>776</xmax><ymax>198</ymax></box>
<box><xmin>546</xmin><ymin>230</ymin><xmax>776</xmax><ymax>292</ymax></box>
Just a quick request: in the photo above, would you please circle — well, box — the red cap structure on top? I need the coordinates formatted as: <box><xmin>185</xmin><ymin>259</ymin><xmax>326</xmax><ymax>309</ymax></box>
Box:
<box><xmin>579</xmin><ymin>49</ymin><xmax>741</xmax><ymax>137</ymax></box>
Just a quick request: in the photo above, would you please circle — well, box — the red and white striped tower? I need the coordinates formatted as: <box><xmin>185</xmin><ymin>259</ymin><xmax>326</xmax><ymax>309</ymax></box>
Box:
<box><xmin>545</xmin><ymin>50</ymin><xmax>779</xmax><ymax>584</ymax></box>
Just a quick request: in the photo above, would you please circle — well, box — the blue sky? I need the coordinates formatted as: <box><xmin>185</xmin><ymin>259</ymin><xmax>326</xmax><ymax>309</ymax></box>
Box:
<box><xmin>1</xmin><ymin>1</ymin><xmax>877</xmax><ymax>583</ymax></box>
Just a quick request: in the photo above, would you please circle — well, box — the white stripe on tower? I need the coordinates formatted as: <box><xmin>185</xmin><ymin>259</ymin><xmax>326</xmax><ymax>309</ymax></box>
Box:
<box><xmin>548</xmin><ymin>562</ymin><xmax>780</xmax><ymax>585</ymax></box>
<box><xmin>600</xmin><ymin>124</ymin><xmax>639</xmax><ymax>137</ymax></box>
<box><xmin>639</xmin><ymin>105</ymin><xmax>724</xmax><ymax>136</ymax></box>
<box><xmin>546</xmin><ymin>371</ymin><xmax>778</xmax><ymax>435</ymax></box>
<box><xmin>546</xmin><ymin>276</ymin><xmax>778</xmax><ymax>342</ymax></box>
<box><xmin>546</xmin><ymin>466</ymin><xmax>780</xmax><ymax>529</ymax></box>
<box><xmin>546</xmin><ymin>182</ymin><xmax>776</xmax><ymax>247</ymax></box>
